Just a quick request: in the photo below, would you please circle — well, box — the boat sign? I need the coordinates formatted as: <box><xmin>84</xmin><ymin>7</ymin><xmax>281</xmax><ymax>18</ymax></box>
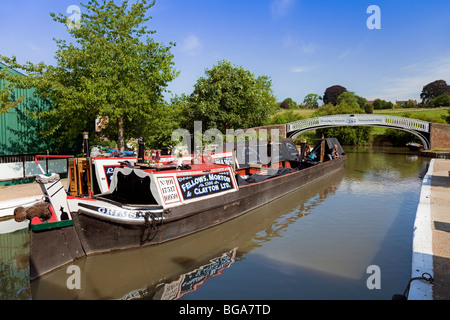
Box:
<box><xmin>156</xmin><ymin>176</ymin><xmax>182</xmax><ymax>205</ymax></box>
<box><xmin>177</xmin><ymin>171</ymin><xmax>234</xmax><ymax>200</ymax></box>
<box><xmin>152</xmin><ymin>165</ymin><xmax>238</xmax><ymax>207</ymax></box>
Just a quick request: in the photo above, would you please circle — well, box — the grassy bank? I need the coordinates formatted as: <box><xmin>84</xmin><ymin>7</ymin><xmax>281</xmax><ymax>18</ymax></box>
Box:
<box><xmin>373</xmin><ymin>107</ymin><xmax>449</xmax><ymax>134</ymax></box>
<box><xmin>273</xmin><ymin>106</ymin><xmax>449</xmax><ymax>119</ymax></box>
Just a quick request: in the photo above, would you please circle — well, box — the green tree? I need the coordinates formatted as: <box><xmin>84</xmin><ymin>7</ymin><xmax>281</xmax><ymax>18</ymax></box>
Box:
<box><xmin>354</xmin><ymin>95</ymin><xmax>373</xmax><ymax>114</ymax></box>
<box><xmin>0</xmin><ymin>67</ymin><xmax>24</xmax><ymax>113</ymax></box>
<box><xmin>266</xmin><ymin>110</ymin><xmax>304</xmax><ymax>125</ymax></box>
<box><xmin>183</xmin><ymin>59</ymin><xmax>276</xmax><ymax>132</ymax></box>
<box><xmin>303</xmin><ymin>93</ymin><xmax>322</xmax><ymax>108</ymax></box>
<box><xmin>0</xmin><ymin>0</ymin><xmax>178</xmax><ymax>153</ymax></box>
<box><xmin>323</xmin><ymin>85</ymin><xmax>347</xmax><ymax>106</ymax></box>
<box><xmin>336</xmin><ymin>91</ymin><xmax>360</xmax><ymax>108</ymax></box>
<box><xmin>279</xmin><ymin>97</ymin><xmax>297</xmax><ymax>109</ymax></box>
<box><xmin>0</xmin><ymin>88</ymin><xmax>22</xmax><ymax>113</ymax></box>
<box><xmin>373</xmin><ymin>98</ymin><xmax>393</xmax><ymax>110</ymax></box>
<box><xmin>420</xmin><ymin>80</ymin><xmax>450</xmax><ymax>104</ymax></box>
<box><xmin>428</xmin><ymin>94</ymin><xmax>450</xmax><ymax>108</ymax></box>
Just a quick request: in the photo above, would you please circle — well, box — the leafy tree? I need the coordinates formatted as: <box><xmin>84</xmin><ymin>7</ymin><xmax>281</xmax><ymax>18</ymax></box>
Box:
<box><xmin>373</xmin><ymin>98</ymin><xmax>393</xmax><ymax>110</ymax></box>
<box><xmin>428</xmin><ymin>94</ymin><xmax>450</xmax><ymax>108</ymax></box>
<box><xmin>266</xmin><ymin>110</ymin><xmax>303</xmax><ymax>125</ymax></box>
<box><xmin>0</xmin><ymin>67</ymin><xmax>24</xmax><ymax>113</ymax></box>
<box><xmin>336</xmin><ymin>91</ymin><xmax>360</xmax><ymax>108</ymax></box>
<box><xmin>0</xmin><ymin>88</ymin><xmax>23</xmax><ymax>113</ymax></box>
<box><xmin>303</xmin><ymin>93</ymin><xmax>322</xmax><ymax>108</ymax></box>
<box><xmin>402</xmin><ymin>100</ymin><xmax>417</xmax><ymax>108</ymax></box>
<box><xmin>0</xmin><ymin>0</ymin><xmax>178</xmax><ymax>153</ymax></box>
<box><xmin>373</xmin><ymin>99</ymin><xmax>383</xmax><ymax>109</ymax></box>
<box><xmin>331</xmin><ymin>90</ymin><xmax>373</xmax><ymax>114</ymax></box>
<box><xmin>182</xmin><ymin>59</ymin><xmax>276</xmax><ymax>133</ymax></box>
<box><xmin>323</xmin><ymin>85</ymin><xmax>347</xmax><ymax>106</ymax></box>
<box><xmin>420</xmin><ymin>80</ymin><xmax>450</xmax><ymax>104</ymax></box>
<box><xmin>279</xmin><ymin>97</ymin><xmax>297</xmax><ymax>109</ymax></box>
<box><xmin>384</xmin><ymin>129</ymin><xmax>418</xmax><ymax>147</ymax></box>
<box><xmin>352</xmin><ymin>95</ymin><xmax>373</xmax><ymax>114</ymax></box>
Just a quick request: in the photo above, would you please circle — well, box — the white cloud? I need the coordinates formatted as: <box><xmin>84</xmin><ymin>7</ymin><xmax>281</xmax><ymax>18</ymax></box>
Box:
<box><xmin>338</xmin><ymin>48</ymin><xmax>352</xmax><ymax>60</ymax></box>
<box><xmin>282</xmin><ymin>34</ymin><xmax>317</xmax><ymax>55</ymax></box>
<box><xmin>290</xmin><ymin>66</ymin><xmax>307</xmax><ymax>73</ymax></box>
<box><xmin>290</xmin><ymin>65</ymin><xmax>316</xmax><ymax>73</ymax></box>
<box><xmin>27</xmin><ymin>42</ymin><xmax>41</xmax><ymax>51</ymax></box>
<box><xmin>301</xmin><ymin>42</ymin><xmax>316</xmax><ymax>55</ymax></box>
<box><xmin>271</xmin><ymin>0</ymin><xmax>295</xmax><ymax>19</ymax></box>
<box><xmin>179</xmin><ymin>34</ymin><xmax>202</xmax><ymax>56</ymax></box>
<box><xmin>337</xmin><ymin>40</ymin><xmax>368</xmax><ymax>60</ymax></box>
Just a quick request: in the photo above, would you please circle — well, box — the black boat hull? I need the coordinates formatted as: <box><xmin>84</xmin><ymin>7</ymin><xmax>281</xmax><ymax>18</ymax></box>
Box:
<box><xmin>30</xmin><ymin>156</ymin><xmax>346</xmax><ymax>279</ymax></box>
<box><xmin>75</xmin><ymin>156</ymin><xmax>346</xmax><ymax>254</ymax></box>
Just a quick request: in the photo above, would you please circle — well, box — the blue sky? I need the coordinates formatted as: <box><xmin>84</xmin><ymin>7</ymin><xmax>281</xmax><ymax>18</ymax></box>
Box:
<box><xmin>1</xmin><ymin>0</ymin><xmax>449</xmax><ymax>103</ymax></box>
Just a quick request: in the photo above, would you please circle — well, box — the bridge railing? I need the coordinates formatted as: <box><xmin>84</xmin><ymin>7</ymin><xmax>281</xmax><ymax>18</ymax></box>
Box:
<box><xmin>287</xmin><ymin>114</ymin><xmax>430</xmax><ymax>133</ymax></box>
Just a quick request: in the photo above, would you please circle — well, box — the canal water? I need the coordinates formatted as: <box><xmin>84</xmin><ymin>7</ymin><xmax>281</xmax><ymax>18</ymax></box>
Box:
<box><xmin>0</xmin><ymin>147</ymin><xmax>430</xmax><ymax>300</ymax></box>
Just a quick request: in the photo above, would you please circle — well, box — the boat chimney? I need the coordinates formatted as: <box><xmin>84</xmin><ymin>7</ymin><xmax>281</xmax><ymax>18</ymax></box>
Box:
<box><xmin>137</xmin><ymin>137</ymin><xmax>145</xmax><ymax>164</ymax></box>
<box><xmin>83</xmin><ymin>132</ymin><xmax>90</xmax><ymax>157</ymax></box>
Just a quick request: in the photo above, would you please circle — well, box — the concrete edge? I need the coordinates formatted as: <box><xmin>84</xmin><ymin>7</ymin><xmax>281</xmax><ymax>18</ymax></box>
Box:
<box><xmin>408</xmin><ymin>159</ymin><xmax>434</xmax><ymax>300</ymax></box>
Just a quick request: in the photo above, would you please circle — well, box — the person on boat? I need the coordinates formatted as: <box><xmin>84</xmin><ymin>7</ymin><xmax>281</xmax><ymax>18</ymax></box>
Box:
<box><xmin>331</xmin><ymin>144</ymin><xmax>340</xmax><ymax>159</ymax></box>
<box><xmin>306</xmin><ymin>145</ymin><xmax>318</xmax><ymax>160</ymax></box>
<box><xmin>304</xmin><ymin>144</ymin><xmax>311</xmax><ymax>157</ymax></box>
<box><xmin>298</xmin><ymin>144</ymin><xmax>311</xmax><ymax>161</ymax></box>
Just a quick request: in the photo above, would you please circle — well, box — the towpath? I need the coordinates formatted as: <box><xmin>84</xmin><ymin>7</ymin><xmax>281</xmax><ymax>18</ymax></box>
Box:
<box><xmin>0</xmin><ymin>181</ymin><xmax>44</xmax><ymax>202</ymax></box>
<box><xmin>428</xmin><ymin>159</ymin><xmax>450</xmax><ymax>300</ymax></box>
<box><xmin>408</xmin><ymin>158</ymin><xmax>450</xmax><ymax>300</ymax></box>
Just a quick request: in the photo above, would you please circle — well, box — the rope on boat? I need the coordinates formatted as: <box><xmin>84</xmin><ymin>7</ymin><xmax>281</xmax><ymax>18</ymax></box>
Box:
<box><xmin>392</xmin><ymin>273</ymin><xmax>434</xmax><ymax>300</ymax></box>
<box><xmin>144</xmin><ymin>211</ymin><xmax>156</xmax><ymax>232</ymax></box>
<box><xmin>13</xmin><ymin>202</ymin><xmax>52</xmax><ymax>222</ymax></box>
<box><xmin>140</xmin><ymin>211</ymin><xmax>162</xmax><ymax>244</ymax></box>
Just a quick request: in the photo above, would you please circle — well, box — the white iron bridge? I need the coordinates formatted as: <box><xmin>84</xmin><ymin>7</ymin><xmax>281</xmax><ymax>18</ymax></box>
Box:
<box><xmin>286</xmin><ymin>114</ymin><xmax>431</xmax><ymax>149</ymax></box>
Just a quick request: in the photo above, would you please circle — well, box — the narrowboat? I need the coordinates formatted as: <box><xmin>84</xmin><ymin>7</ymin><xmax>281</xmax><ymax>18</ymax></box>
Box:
<box><xmin>15</xmin><ymin>138</ymin><xmax>346</xmax><ymax>279</ymax></box>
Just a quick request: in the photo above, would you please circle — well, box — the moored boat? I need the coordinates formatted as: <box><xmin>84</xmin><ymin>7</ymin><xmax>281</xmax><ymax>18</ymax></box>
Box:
<box><xmin>0</xmin><ymin>196</ymin><xmax>42</xmax><ymax>234</ymax></box>
<box><xmin>15</xmin><ymin>137</ymin><xmax>346</xmax><ymax>279</ymax></box>
<box><xmin>406</xmin><ymin>142</ymin><xmax>424</xmax><ymax>151</ymax></box>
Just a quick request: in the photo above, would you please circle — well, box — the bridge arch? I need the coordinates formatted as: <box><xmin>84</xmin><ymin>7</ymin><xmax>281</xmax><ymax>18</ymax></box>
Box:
<box><xmin>286</xmin><ymin>114</ymin><xmax>431</xmax><ymax>149</ymax></box>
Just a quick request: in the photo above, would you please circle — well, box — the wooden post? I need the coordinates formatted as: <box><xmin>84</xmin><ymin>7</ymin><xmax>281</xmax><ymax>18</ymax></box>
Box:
<box><xmin>22</xmin><ymin>155</ymin><xmax>26</xmax><ymax>178</ymax></box>
<box><xmin>299</xmin><ymin>139</ymin><xmax>307</xmax><ymax>161</ymax></box>
<box><xmin>320</xmin><ymin>139</ymin><xmax>325</xmax><ymax>163</ymax></box>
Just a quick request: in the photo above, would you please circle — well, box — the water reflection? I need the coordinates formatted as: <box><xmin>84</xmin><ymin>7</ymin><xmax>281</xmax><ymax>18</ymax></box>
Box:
<box><xmin>4</xmin><ymin>147</ymin><xmax>429</xmax><ymax>300</ymax></box>
<box><xmin>341</xmin><ymin>147</ymin><xmax>429</xmax><ymax>196</ymax></box>
<box><xmin>141</xmin><ymin>248</ymin><xmax>237</xmax><ymax>300</ymax></box>
<box><xmin>0</xmin><ymin>229</ymin><xmax>30</xmax><ymax>300</ymax></box>
<box><xmin>234</xmin><ymin>147</ymin><xmax>430</xmax><ymax>300</ymax></box>
<box><xmin>31</xmin><ymin>168</ymin><xmax>346</xmax><ymax>300</ymax></box>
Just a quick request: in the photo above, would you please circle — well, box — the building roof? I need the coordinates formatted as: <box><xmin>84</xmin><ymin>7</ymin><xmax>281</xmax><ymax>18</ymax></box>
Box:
<box><xmin>0</xmin><ymin>61</ymin><xmax>26</xmax><ymax>77</ymax></box>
